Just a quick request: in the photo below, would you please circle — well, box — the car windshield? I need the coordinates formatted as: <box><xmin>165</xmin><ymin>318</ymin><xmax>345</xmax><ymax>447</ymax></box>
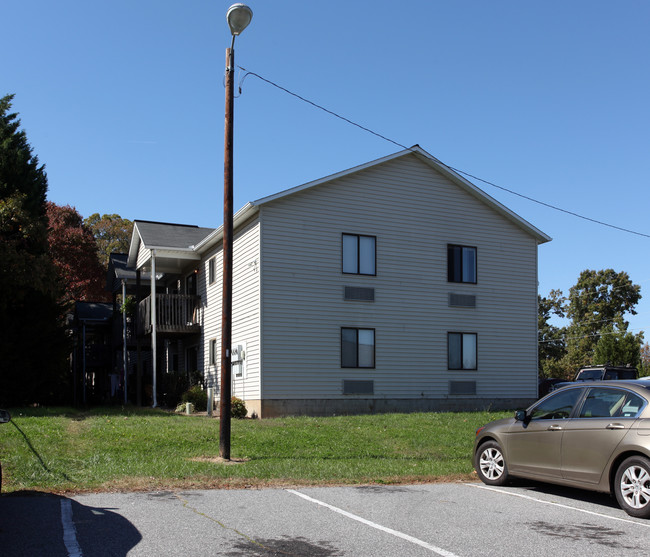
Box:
<box><xmin>578</xmin><ymin>370</ymin><xmax>602</xmax><ymax>380</ymax></box>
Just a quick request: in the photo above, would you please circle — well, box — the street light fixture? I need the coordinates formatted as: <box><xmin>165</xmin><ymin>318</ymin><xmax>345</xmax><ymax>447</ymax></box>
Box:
<box><xmin>220</xmin><ymin>3</ymin><xmax>252</xmax><ymax>460</ymax></box>
<box><xmin>227</xmin><ymin>3</ymin><xmax>253</xmax><ymax>38</ymax></box>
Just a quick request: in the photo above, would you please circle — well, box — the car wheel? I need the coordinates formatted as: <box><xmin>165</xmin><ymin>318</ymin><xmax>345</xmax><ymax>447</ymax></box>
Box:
<box><xmin>475</xmin><ymin>440</ymin><xmax>509</xmax><ymax>486</ymax></box>
<box><xmin>614</xmin><ymin>456</ymin><xmax>650</xmax><ymax>518</ymax></box>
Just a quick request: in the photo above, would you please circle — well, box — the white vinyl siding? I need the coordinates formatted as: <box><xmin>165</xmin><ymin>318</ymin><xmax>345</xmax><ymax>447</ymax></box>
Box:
<box><xmin>200</xmin><ymin>219</ymin><xmax>261</xmax><ymax>400</ymax></box>
<box><xmin>259</xmin><ymin>154</ymin><xmax>539</xmax><ymax>400</ymax></box>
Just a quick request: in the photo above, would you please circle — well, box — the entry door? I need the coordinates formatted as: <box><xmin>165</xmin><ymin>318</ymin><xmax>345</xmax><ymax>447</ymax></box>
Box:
<box><xmin>186</xmin><ymin>272</ymin><xmax>197</xmax><ymax>296</ymax></box>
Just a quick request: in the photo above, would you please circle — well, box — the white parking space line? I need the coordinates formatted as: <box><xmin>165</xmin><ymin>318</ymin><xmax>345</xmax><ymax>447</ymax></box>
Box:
<box><xmin>467</xmin><ymin>483</ymin><xmax>650</xmax><ymax>528</ymax></box>
<box><xmin>60</xmin><ymin>499</ymin><xmax>83</xmax><ymax>557</ymax></box>
<box><xmin>286</xmin><ymin>489</ymin><xmax>459</xmax><ymax>557</ymax></box>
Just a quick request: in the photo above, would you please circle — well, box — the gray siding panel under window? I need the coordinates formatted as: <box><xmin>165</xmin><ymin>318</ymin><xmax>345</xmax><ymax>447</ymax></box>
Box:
<box><xmin>449</xmin><ymin>293</ymin><xmax>476</xmax><ymax>307</ymax></box>
<box><xmin>344</xmin><ymin>286</ymin><xmax>375</xmax><ymax>301</ymax></box>
<box><xmin>343</xmin><ymin>380</ymin><xmax>374</xmax><ymax>395</ymax></box>
<box><xmin>449</xmin><ymin>380</ymin><xmax>477</xmax><ymax>395</ymax></box>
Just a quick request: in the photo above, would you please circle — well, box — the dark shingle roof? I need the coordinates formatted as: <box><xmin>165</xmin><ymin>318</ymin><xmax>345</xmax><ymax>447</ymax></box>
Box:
<box><xmin>135</xmin><ymin>221</ymin><xmax>214</xmax><ymax>249</ymax></box>
<box><xmin>75</xmin><ymin>302</ymin><xmax>113</xmax><ymax>322</ymax></box>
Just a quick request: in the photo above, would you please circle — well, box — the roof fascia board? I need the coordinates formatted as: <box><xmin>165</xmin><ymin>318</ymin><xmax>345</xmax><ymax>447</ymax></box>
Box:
<box><xmin>411</xmin><ymin>151</ymin><xmax>551</xmax><ymax>244</ymax></box>
<box><xmin>251</xmin><ymin>150</ymin><xmax>412</xmax><ymax>206</ymax></box>
<box><xmin>127</xmin><ymin>221</ymin><xmax>143</xmax><ymax>268</ymax></box>
<box><xmin>193</xmin><ymin>203</ymin><xmax>259</xmax><ymax>253</ymax></box>
<box><xmin>147</xmin><ymin>247</ymin><xmax>200</xmax><ymax>259</ymax></box>
<box><xmin>252</xmin><ymin>146</ymin><xmax>551</xmax><ymax>245</ymax></box>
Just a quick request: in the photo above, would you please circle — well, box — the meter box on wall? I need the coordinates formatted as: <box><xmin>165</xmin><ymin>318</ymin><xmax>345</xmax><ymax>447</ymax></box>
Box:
<box><xmin>232</xmin><ymin>342</ymin><xmax>246</xmax><ymax>379</ymax></box>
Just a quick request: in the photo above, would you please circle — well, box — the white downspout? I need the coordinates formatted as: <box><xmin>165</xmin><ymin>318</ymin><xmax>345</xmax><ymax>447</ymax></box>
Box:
<box><xmin>151</xmin><ymin>250</ymin><xmax>158</xmax><ymax>407</ymax></box>
<box><xmin>122</xmin><ymin>279</ymin><xmax>128</xmax><ymax>405</ymax></box>
<box><xmin>82</xmin><ymin>322</ymin><xmax>87</xmax><ymax>405</ymax></box>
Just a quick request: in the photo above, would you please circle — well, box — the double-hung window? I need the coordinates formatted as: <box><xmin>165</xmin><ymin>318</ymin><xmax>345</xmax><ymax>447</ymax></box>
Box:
<box><xmin>208</xmin><ymin>257</ymin><xmax>216</xmax><ymax>285</ymax></box>
<box><xmin>448</xmin><ymin>332</ymin><xmax>477</xmax><ymax>370</ymax></box>
<box><xmin>209</xmin><ymin>339</ymin><xmax>218</xmax><ymax>366</ymax></box>
<box><xmin>341</xmin><ymin>328</ymin><xmax>375</xmax><ymax>368</ymax></box>
<box><xmin>448</xmin><ymin>245</ymin><xmax>476</xmax><ymax>283</ymax></box>
<box><xmin>342</xmin><ymin>234</ymin><xmax>376</xmax><ymax>275</ymax></box>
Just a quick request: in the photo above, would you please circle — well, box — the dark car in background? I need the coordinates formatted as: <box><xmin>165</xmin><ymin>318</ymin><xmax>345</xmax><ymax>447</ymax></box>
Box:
<box><xmin>474</xmin><ymin>381</ymin><xmax>650</xmax><ymax>518</ymax></box>
<box><xmin>550</xmin><ymin>365</ymin><xmax>639</xmax><ymax>392</ymax></box>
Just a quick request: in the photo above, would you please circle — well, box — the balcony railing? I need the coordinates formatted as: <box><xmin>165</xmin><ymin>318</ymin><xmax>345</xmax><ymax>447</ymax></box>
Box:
<box><xmin>138</xmin><ymin>294</ymin><xmax>201</xmax><ymax>335</ymax></box>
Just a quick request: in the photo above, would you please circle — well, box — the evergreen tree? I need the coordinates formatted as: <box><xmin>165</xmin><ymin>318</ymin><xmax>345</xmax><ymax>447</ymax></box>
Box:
<box><xmin>0</xmin><ymin>95</ymin><xmax>69</xmax><ymax>405</ymax></box>
<box><xmin>592</xmin><ymin>325</ymin><xmax>642</xmax><ymax>368</ymax></box>
<box><xmin>0</xmin><ymin>95</ymin><xmax>55</xmax><ymax>309</ymax></box>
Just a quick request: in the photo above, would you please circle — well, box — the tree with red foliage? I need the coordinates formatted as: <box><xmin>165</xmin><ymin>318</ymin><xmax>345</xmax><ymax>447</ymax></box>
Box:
<box><xmin>46</xmin><ymin>202</ymin><xmax>110</xmax><ymax>304</ymax></box>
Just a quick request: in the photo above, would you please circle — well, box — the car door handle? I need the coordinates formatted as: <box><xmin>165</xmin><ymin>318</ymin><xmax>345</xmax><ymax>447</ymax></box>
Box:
<box><xmin>606</xmin><ymin>423</ymin><xmax>625</xmax><ymax>430</ymax></box>
<box><xmin>548</xmin><ymin>425</ymin><xmax>563</xmax><ymax>431</ymax></box>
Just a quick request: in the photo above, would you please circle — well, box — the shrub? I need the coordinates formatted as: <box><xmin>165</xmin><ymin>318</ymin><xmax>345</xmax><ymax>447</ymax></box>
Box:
<box><xmin>231</xmin><ymin>397</ymin><xmax>248</xmax><ymax>419</ymax></box>
<box><xmin>161</xmin><ymin>370</ymin><xmax>204</xmax><ymax>408</ymax></box>
<box><xmin>181</xmin><ymin>385</ymin><xmax>207</xmax><ymax>411</ymax></box>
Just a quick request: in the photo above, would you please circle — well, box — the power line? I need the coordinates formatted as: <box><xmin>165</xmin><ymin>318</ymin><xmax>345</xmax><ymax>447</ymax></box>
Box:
<box><xmin>538</xmin><ymin>326</ymin><xmax>645</xmax><ymax>345</ymax></box>
<box><xmin>446</xmin><ymin>168</ymin><xmax>650</xmax><ymax>239</ymax></box>
<box><xmin>238</xmin><ymin>67</ymin><xmax>650</xmax><ymax>240</ymax></box>
<box><xmin>238</xmin><ymin>68</ymin><xmax>408</xmax><ymax>151</ymax></box>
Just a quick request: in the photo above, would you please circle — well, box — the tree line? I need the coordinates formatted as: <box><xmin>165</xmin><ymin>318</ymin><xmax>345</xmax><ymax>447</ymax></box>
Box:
<box><xmin>0</xmin><ymin>94</ymin><xmax>132</xmax><ymax>405</ymax></box>
<box><xmin>539</xmin><ymin>269</ymin><xmax>646</xmax><ymax>379</ymax></box>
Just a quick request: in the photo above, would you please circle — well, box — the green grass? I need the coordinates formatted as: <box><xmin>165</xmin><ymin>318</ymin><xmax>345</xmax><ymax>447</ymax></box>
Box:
<box><xmin>0</xmin><ymin>407</ymin><xmax>511</xmax><ymax>493</ymax></box>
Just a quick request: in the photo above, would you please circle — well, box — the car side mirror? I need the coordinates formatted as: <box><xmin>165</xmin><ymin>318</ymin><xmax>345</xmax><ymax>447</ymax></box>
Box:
<box><xmin>515</xmin><ymin>409</ymin><xmax>529</xmax><ymax>424</ymax></box>
<box><xmin>0</xmin><ymin>410</ymin><xmax>11</xmax><ymax>423</ymax></box>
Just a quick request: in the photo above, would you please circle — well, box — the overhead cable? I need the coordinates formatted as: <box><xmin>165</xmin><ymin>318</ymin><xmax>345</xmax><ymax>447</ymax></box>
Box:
<box><xmin>238</xmin><ymin>67</ymin><xmax>650</xmax><ymax>239</ymax></box>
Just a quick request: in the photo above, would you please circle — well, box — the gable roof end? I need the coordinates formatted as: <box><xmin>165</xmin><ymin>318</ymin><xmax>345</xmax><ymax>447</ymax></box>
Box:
<box><xmin>252</xmin><ymin>146</ymin><xmax>551</xmax><ymax>244</ymax></box>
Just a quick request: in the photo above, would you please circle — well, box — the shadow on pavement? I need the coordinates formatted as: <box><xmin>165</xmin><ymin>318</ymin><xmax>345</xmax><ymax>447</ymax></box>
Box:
<box><xmin>0</xmin><ymin>491</ymin><xmax>142</xmax><ymax>556</ymax></box>
<box><xmin>508</xmin><ymin>478</ymin><xmax>620</xmax><ymax>511</ymax></box>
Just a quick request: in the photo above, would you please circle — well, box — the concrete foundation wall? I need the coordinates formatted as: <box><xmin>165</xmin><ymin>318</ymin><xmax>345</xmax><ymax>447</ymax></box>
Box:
<box><xmin>256</xmin><ymin>398</ymin><xmax>534</xmax><ymax>418</ymax></box>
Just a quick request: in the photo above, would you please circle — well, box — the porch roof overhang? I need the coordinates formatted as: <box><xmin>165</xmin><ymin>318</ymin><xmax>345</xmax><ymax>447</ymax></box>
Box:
<box><xmin>136</xmin><ymin>247</ymin><xmax>201</xmax><ymax>274</ymax></box>
<box><xmin>127</xmin><ymin>220</ymin><xmax>211</xmax><ymax>275</ymax></box>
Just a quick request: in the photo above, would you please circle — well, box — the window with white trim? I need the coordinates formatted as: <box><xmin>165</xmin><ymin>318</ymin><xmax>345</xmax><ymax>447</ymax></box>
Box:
<box><xmin>209</xmin><ymin>338</ymin><xmax>218</xmax><ymax>366</ymax></box>
<box><xmin>208</xmin><ymin>257</ymin><xmax>216</xmax><ymax>285</ymax></box>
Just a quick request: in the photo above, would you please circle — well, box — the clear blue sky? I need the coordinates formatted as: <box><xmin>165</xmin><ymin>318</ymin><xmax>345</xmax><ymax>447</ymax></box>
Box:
<box><xmin>5</xmin><ymin>1</ymin><xmax>650</xmax><ymax>335</ymax></box>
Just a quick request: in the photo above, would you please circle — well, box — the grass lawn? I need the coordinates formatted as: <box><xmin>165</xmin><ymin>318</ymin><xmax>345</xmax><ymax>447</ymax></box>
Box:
<box><xmin>0</xmin><ymin>407</ymin><xmax>511</xmax><ymax>494</ymax></box>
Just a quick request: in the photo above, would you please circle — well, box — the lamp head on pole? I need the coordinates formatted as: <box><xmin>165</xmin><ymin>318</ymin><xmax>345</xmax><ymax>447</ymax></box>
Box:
<box><xmin>227</xmin><ymin>3</ymin><xmax>253</xmax><ymax>36</ymax></box>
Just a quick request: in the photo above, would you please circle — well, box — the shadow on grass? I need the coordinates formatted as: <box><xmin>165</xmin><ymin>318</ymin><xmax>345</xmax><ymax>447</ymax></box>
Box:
<box><xmin>10</xmin><ymin>420</ymin><xmax>72</xmax><ymax>483</ymax></box>
<box><xmin>8</xmin><ymin>406</ymin><xmax>181</xmax><ymax>419</ymax></box>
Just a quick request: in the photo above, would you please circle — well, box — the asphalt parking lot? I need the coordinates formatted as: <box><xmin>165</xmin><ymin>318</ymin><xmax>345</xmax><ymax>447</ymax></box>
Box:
<box><xmin>2</xmin><ymin>481</ymin><xmax>650</xmax><ymax>556</ymax></box>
